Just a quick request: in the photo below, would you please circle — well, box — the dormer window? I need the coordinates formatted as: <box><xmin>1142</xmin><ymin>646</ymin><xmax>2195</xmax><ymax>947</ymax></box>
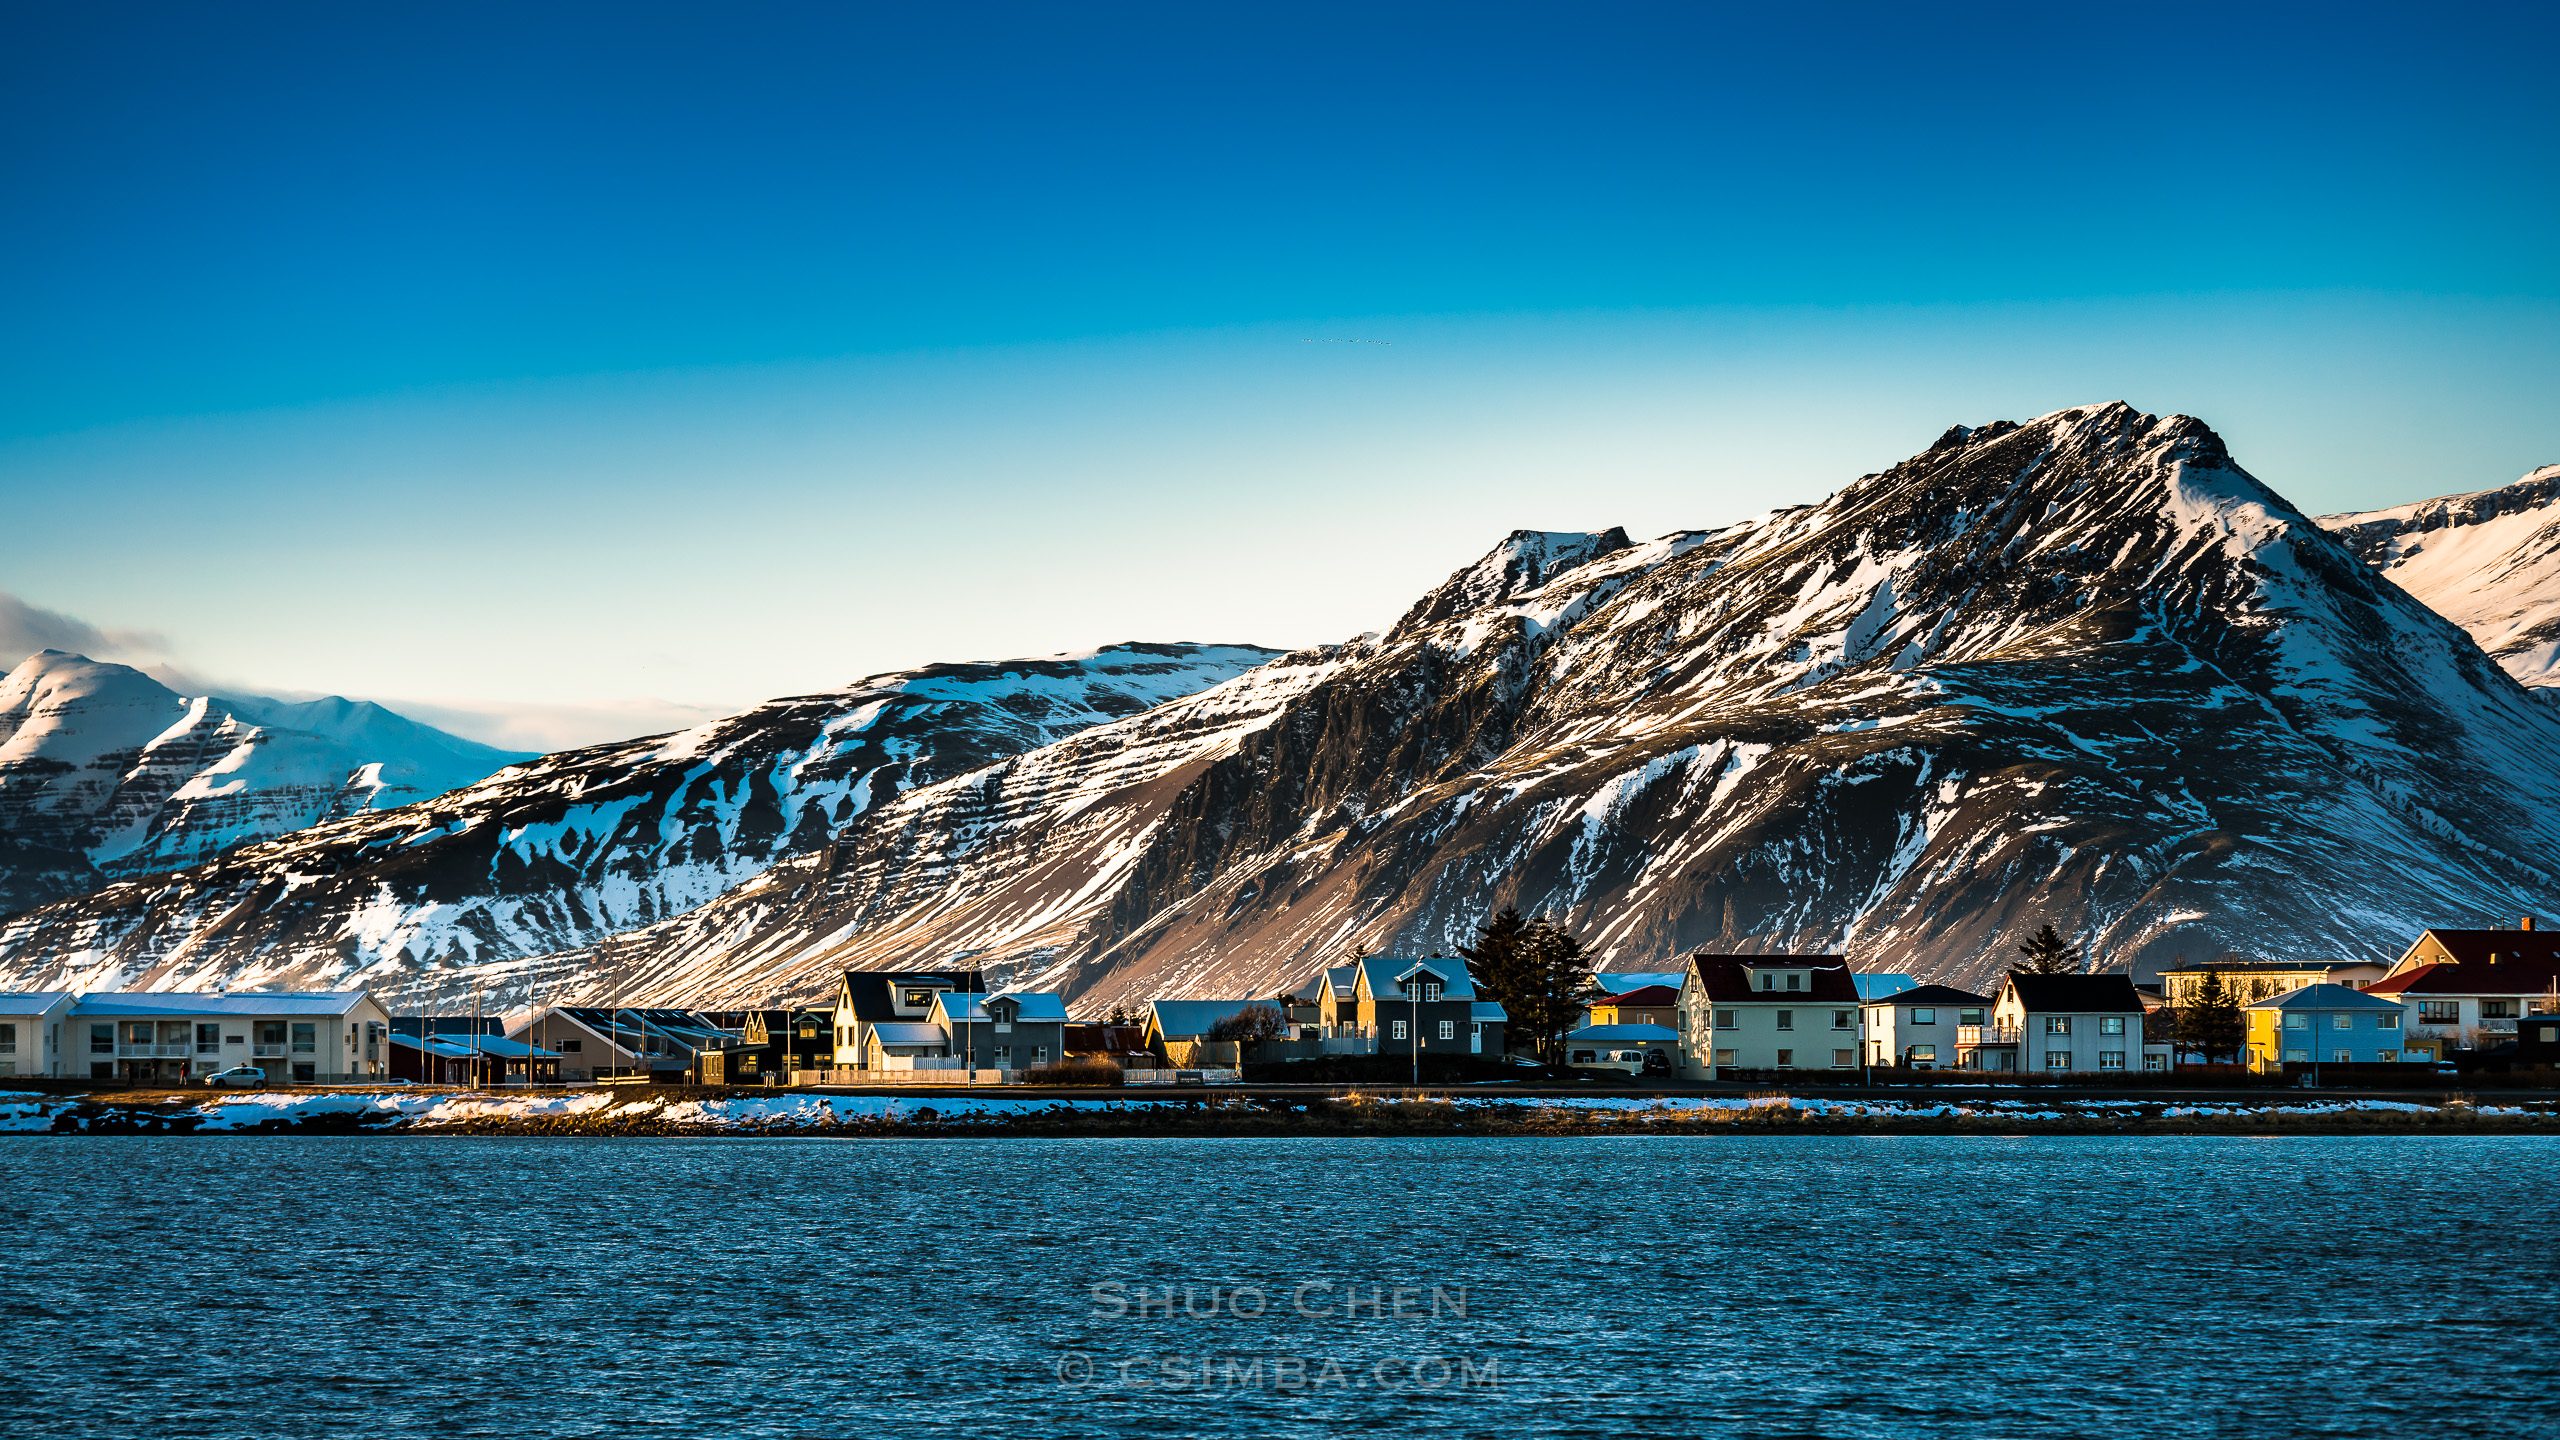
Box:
<box><xmin>1759</xmin><ymin>974</ymin><xmax>1774</xmax><ymax>992</ymax></box>
<box><xmin>1421</xmin><ymin>982</ymin><xmax>1444</xmax><ymax>1002</ymax></box>
<box><xmin>1785</xmin><ymin>974</ymin><xmax>1802</xmax><ymax>991</ymax></box>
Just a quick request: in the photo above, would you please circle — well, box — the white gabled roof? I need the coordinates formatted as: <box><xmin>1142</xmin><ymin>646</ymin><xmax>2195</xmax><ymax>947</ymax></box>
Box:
<box><xmin>70</xmin><ymin>990</ymin><xmax>377</xmax><ymax>1018</ymax></box>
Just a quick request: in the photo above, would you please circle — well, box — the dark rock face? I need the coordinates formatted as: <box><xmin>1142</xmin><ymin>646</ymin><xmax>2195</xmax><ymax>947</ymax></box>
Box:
<box><xmin>0</xmin><ymin>644</ymin><xmax>1277</xmax><ymax>1002</ymax></box>
<box><xmin>550</xmin><ymin>403</ymin><xmax>2560</xmax><ymax>1007</ymax></box>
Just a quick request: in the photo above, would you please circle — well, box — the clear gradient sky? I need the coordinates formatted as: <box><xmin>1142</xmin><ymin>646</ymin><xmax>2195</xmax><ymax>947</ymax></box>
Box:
<box><xmin>3</xmin><ymin>2</ymin><xmax>2556</xmax><ymax>748</ymax></box>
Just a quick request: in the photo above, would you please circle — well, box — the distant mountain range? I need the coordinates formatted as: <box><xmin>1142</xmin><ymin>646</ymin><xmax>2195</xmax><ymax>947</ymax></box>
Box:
<box><xmin>0</xmin><ymin>644</ymin><xmax>1275</xmax><ymax>997</ymax></box>
<box><xmin>0</xmin><ymin>651</ymin><xmax>528</xmax><ymax>914</ymax></box>
<box><xmin>2320</xmin><ymin>464</ymin><xmax>2560</xmax><ymax>689</ymax></box>
<box><xmin>1</xmin><ymin>404</ymin><xmax>2553</xmax><ymax>1008</ymax></box>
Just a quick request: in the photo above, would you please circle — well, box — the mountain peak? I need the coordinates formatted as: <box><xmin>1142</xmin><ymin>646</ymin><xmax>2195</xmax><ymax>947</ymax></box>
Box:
<box><xmin>1393</xmin><ymin>527</ymin><xmax>1636</xmax><ymax>637</ymax></box>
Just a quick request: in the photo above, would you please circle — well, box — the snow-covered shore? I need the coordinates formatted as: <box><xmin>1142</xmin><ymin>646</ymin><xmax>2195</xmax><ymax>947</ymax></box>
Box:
<box><xmin>4</xmin><ymin>1088</ymin><xmax>2556</xmax><ymax>1137</ymax></box>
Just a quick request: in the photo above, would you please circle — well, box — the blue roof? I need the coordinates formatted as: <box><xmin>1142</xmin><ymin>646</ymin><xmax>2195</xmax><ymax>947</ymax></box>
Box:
<box><xmin>1470</xmin><ymin>1001</ymin><xmax>1509</xmax><ymax>1022</ymax></box>
<box><xmin>1591</xmin><ymin>971</ymin><xmax>1686</xmax><ymax>994</ymax></box>
<box><xmin>1355</xmin><ymin>955</ymin><xmax>1480</xmax><ymax>1001</ymax></box>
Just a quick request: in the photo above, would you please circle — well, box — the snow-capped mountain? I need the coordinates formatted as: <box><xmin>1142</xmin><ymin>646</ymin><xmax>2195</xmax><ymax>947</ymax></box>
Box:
<box><xmin>0</xmin><ymin>643</ymin><xmax>1274</xmax><ymax>999</ymax></box>
<box><xmin>0</xmin><ymin>651</ymin><xmax>528</xmax><ymax>914</ymax></box>
<box><xmin>530</xmin><ymin>403</ymin><xmax>2560</xmax><ymax>1005</ymax></box>
<box><xmin>2322</xmin><ymin>465</ymin><xmax>2560</xmax><ymax>687</ymax></box>
<box><xmin>10</xmin><ymin>405</ymin><xmax>2559</xmax><ymax>1008</ymax></box>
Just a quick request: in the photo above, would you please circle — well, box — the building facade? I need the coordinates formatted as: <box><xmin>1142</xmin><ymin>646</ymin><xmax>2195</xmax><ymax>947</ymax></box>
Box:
<box><xmin>1862</xmin><ymin>984</ymin><xmax>1990</xmax><ymax>1070</ymax></box>
<box><xmin>0</xmin><ymin>992</ymin><xmax>74</xmax><ymax>1078</ymax></box>
<box><xmin>1678</xmin><ymin>954</ymin><xmax>1863</xmax><ymax>1077</ymax></box>
<box><xmin>1961</xmin><ymin>974</ymin><xmax>2163</xmax><ymax>1075</ymax></box>
<box><xmin>65</xmin><ymin>990</ymin><xmax>392</xmax><ymax>1083</ymax></box>
<box><xmin>2243</xmin><ymin>983</ymin><xmax>2417</xmax><ymax>1072</ymax></box>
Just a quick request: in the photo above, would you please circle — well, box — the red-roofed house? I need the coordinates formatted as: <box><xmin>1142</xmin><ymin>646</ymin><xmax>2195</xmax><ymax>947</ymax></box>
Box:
<box><xmin>1677</xmin><ymin>954</ymin><xmax>1862</xmax><ymax>1078</ymax></box>
<box><xmin>2367</xmin><ymin>918</ymin><xmax>2560</xmax><ymax>1056</ymax></box>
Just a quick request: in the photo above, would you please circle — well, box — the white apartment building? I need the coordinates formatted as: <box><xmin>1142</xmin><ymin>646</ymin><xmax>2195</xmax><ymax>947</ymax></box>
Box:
<box><xmin>64</xmin><ymin>990</ymin><xmax>393</xmax><ymax>1083</ymax></box>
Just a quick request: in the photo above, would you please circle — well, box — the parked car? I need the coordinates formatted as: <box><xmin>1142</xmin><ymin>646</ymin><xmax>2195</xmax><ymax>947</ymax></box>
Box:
<box><xmin>1568</xmin><ymin>1048</ymin><xmax>1646</xmax><ymax>1076</ymax></box>
<box><xmin>201</xmin><ymin>1066</ymin><xmax>267</xmax><ymax>1087</ymax></box>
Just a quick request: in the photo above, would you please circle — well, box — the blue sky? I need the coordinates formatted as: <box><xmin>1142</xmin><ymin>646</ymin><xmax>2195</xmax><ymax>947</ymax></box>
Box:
<box><xmin>3</xmin><ymin>2</ymin><xmax>2555</xmax><ymax>747</ymax></box>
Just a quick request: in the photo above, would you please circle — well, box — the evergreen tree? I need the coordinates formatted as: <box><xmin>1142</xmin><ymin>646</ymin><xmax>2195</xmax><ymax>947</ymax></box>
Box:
<box><xmin>2178</xmin><ymin>970</ymin><xmax>2244</xmax><ymax>1064</ymax></box>
<box><xmin>2016</xmin><ymin>924</ymin><xmax>2080</xmax><ymax>976</ymax></box>
<box><xmin>1515</xmin><ymin>918</ymin><xmax>1598</xmax><ymax>1065</ymax></box>
<box><xmin>1461</xmin><ymin>907</ymin><xmax>1534</xmax><ymax>1046</ymax></box>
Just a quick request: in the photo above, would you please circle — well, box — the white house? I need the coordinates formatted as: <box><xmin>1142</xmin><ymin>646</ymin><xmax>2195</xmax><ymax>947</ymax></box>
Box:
<box><xmin>829</xmin><ymin>969</ymin><xmax>986</xmax><ymax>1068</ymax></box>
<box><xmin>0</xmin><ymin>992</ymin><xmax>76</xmax><ymax>1078</ymax></box>
<box><xmin>2362</xmin><ymin>921</ymin><xmax>2560</xmax><ymax>1056</ymax></box>
<box><xmin>67</xmin><ymin>990</ymin><xmax>393</xmax><ymax>1084</ymax></box>
<box><xmin>1677</xmin><ymin>953</ymin><xmax>1864</xmax><ymax>1077</ymax></box>
<box><xmin>1959</xmin><ymin>973</ymin><xmax>2165</xmax><ymax>1075</ymax></box>
<box><xmin>1862</xmin><ymin>984</ymin><xmax>1990</xmax><ymax>1070</ymax></box>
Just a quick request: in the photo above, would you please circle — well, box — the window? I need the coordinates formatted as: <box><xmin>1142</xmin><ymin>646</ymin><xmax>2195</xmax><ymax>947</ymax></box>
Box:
<box><xmin>2099</xmin><ymin>1051</ymin><xmax>2126</xmax><ymax>1071</ymax></box>
<box><xmin>1959</xmin><ymin>1008</ymin><xmax>1985</xmax><ymax>1026</ymax></box>
<box><xmin>1759</xmin><ymin>974</ymin><xmax>1774</xmax><ymax>992</ymax></box>
<box><xmin>1775</xmin><ymin>1049</ymin><xmax>1794</xmax><ymax>1068</ymax></box>
<box><xmin>1911</xmin><ymin>1008</ymin><xmax>1936</xmax><ymax>1025</ymax></box>
<box><xmin>1785</xmin><ymin>974</ymin><xmax>1802</xmax><ymax>991</ymax></box>
<box><xmin>2284</xmin><ymin>1013</ymin><xmax>2308</xmax><ymax>1031</ymax></box>
<box><xmin>902</xmin><ymin>988</ymin><xmax>934</xmax><ymax>1008</ymax></box>
<box><xmin>1034</xmin><ymin>1047</ymin><xmax>1049</xmax><ymax>1063</ymax></box>
<box><xmin>2101</xmin><ymin>1016</ymin><xmax>2126</xmax><ymax>1035</ymax></box>
<box><xmin>1436</xmin><ymin>1020</ymin><xmax>1455</xmax><ymax>1041</ymax></box>
<box><xmin>1714</xmin><ymin>1010</ymin><xmax>1737</xmax><ymax>1030</ymax></box>
<box><xmin>2143</xmin><ymin>1054</ymin><xmax>2167</xmax><ymax>1072</ymax></box>
<box><xmin>124</xmin><ymin>1022</ymin><xmax>152</xmax><ymax>1046</ymax></box>
<box><xmin>2377</xmin><ymin>1012</ymin><xmax>2399</xmax><ymax>1030</ymax></box>
<box><xmin>2417</xmin><ymin>1001</ymin><xmax>2460</xmax><ymax>1024</ymax></box>
<box><xmin>1832</xmin><ymin>1010</ymin><xmax>1853</xmax><ymax>1030</ymax></box>
<box><xmin>1775</xmin><ymin>1010</ymin><xmax>1794</xmax><ymax>1030</ymax></box>
<box><xmin>2045</xmin><ymin>1050</ymin><xmax>2071</xmax><ymax>1070</ymax></box>
<box><xmin>196</xmin><ymin>1024</ymin><xmax>220</xmax><ymax>1055</ymax></box>
<box><xmin>292</xmin><ymin>1063</ymin><xmax>315</xmax><ymax>1082</ymax></box>
<box><xmin>1390</xmin><ymin>1020</ymin><xmax>1407</xmax><ymax>1040</ymax></box>
<box><xmin>1908</xmin><ymin>1044</ymin><xmax>1937</xmax><ymax>1062</ymax></box>
<box><xmin>2376</xmin><ymin>1050</ymin><xmax>2398</xmax><ymax>1064</ymax></box>
<box><xmin>993</xmin><ymin>1046</ymin><xmax>1010</xmax><ymax>1064</ymax></box>
<box><xmin>0</xmin><ymin>1023</ymin><xmax>13</xmax><ymax>1055</ymax></box>
<box><xmin>2481</xmin><ymin>999</ymin><xmax>2518</xmax><ymax>1020</ymax></box>
<box><xmin>290</xmin><ymin>1022</ymin><xmax>317</xmax><ymax>1054</ymax></box>
<box><xmin>1420</xmin><ymin>982</ymin><xmax>1444</xmax><ymax>1002</ymax></box>
<box><xmin>90</xmin><ymin>1023</ymin><xmax>112</xmax><ymax>1055</ymax></box>
<box><xmin>2044</xmin><ymin>1016</ymin><xmax>2071</xmax><ymax>1035</ymax></box>
<box><xmin>2334</xmin><ymin>1050</ymin><xmax>2352</xmax><ymax>1064</ymax></box>
<box><xmin>2284</xmin><ymin>1048</ymin><xmax>2308</xmax><ymax>1063</ymax></box>
<box><xmin>1713</xmin><ymin>1049</ymin><xmax>1737</xmax><ymax>1067</ymax></box>
<box><xmin>1831</xmin><ymin>1049</ymin><xmax>1855</xmax><ymax>1069</ymax></box>
<box><xmin>558</xmin><ymin>1038</ymin><xmax>582</xmax><ymax>1052</ymax></box>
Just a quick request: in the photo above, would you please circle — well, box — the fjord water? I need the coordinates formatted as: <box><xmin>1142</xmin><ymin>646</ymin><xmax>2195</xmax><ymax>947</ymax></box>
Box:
<box><xmin>5</xmin><ymin>1136</ymin><xmax>2553</xmax><ymax>1439</ymax></box>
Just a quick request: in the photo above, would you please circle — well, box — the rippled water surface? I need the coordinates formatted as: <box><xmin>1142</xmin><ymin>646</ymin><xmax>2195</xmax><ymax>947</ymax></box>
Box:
<box><xmin>5</xmin><ymin>1134</ymin><xmax>2555</xmax><ymax>1438</ymax></box>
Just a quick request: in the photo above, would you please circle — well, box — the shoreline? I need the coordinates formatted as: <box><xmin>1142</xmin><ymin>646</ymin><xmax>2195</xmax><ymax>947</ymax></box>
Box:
<box><xmin>8</xmin><ymin>1087</ymin><xmax>2559</xmax><ymax>1138</ymax></box>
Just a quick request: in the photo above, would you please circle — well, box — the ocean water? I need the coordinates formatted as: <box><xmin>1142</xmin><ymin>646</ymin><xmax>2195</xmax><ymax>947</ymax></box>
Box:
<box><xmin>3</xmin><ymin>1134</ymin><xmax>2553</xmax><ymax>1439</ymax></box>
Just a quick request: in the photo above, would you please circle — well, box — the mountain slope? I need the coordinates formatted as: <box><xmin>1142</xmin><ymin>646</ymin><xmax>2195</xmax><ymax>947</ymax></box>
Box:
<box><xmin>2321</xmin><ymin>465</ymin><xmax>2560</xmax><ymax>687</ymax></box>
<box><xmin>555</xmin><ymin>403</ymin><xmax>2560</xmax><ymax>1006</ymax></box>
<box><xmin>0</xmin><ymin>643</ymin><xmax>1274</xmax><ymax>1000</ymax></box>
<box><xmin>0</xmin><ymin>651</ymin><xmax>528</xmax><ymax>913</ymax></box>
